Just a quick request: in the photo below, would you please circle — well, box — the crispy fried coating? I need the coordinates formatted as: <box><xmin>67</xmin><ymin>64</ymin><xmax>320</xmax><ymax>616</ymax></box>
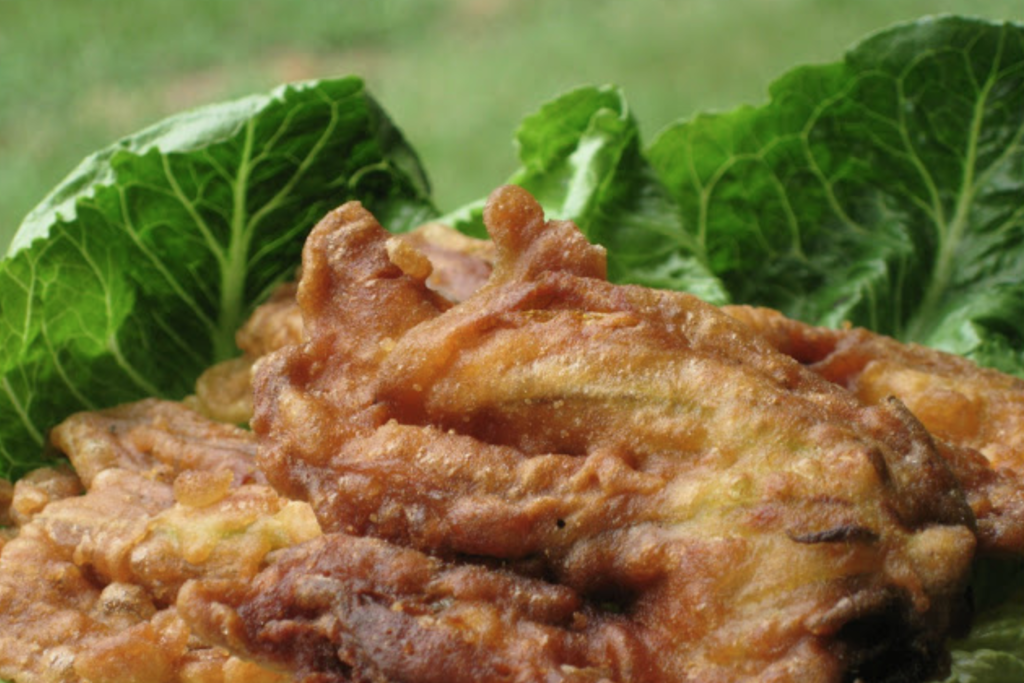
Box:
<box><xmin>183</xmin><ymin>186</ymin><xmax>978</xmax><ymax>682</ymax></box>
<box><xmin>0</xmin><ymin>399</ymin><xmax>320</xmax><ymax>683</ymax></box>
<box><xmin>48</xmin><ymin>398</ymin><xmax>265</xmax><ymax>489</ymax></box>
<box><xmin>190</xmin><ymin>223</ymin><xmax>494</xmax><ymax>424</ymax></box>
<box><xmin>399</xmin><ymin>221</ymin><xmax>497</xmax><ymax>302</ymax></box>
<box><xmin>6</xmin><ymin>464</ymin><xmax>83</xmax><ymax>527</ymax></box>
<box><xmin>725</xmin><ymin>305</ymin><xmax>1024</xmax><ymax>556</ymax></box>
<box><xmin>181</xmin><ymin>533</ymin><xmax>631</xmax><ymax>683</ymax></box>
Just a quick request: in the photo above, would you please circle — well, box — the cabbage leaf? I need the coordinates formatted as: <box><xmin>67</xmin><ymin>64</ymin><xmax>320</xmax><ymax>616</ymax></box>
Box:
<box><xmin>0</xmin><ymin>77</ymin><xmax>435</xmax><ymax>479</ymax></box>
<box><xmin>648</xmin><ymin>16</ymin><xmax>1024</xmax><ymax>373</ymax></box>
<box><xmin>945</xmin><ymin>559</ymin><xmax>1024</xmax><ymax>681</ymax></box>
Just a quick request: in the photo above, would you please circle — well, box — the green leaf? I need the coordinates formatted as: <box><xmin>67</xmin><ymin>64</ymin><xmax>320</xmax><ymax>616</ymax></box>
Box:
<box><xmin>445</xmin><ymin>85</ymin><xmax>727</xmax><ymax>303</ymax></box>
<box><xmin>648</xmin><ymin>16</ymin><xmax>1024</xmax><ymax>370</ymax></box>
<box><xmin>0</xmin><ymin>77</ymin><xmax>436</xmax><ymax>480</ymax></box>
<box><xmin>945</xmin><ymin>651</ymin><xmax>1024</xmax><ymax>683</ymax></box>
<box><xmin>945</xmin><ymin>559</ymin><xmax>1024</xmax><ymax>682</ymax></box>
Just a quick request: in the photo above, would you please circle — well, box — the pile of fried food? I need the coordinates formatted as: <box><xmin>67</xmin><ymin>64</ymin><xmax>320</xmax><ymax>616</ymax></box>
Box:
<box><xmin>2</xmin><ymin>185</ymin><xmax>1023</xmax><ymax>683</ymax></box>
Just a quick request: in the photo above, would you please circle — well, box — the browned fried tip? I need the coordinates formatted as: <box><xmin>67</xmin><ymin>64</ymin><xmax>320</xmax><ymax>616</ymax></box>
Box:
<box><xmin>484</xmin><ymin>184</ymin><xmax>607</xmax><ymax>282</ymax></box>
<box><xmin>191</xmin><ymin>221</ymin><xmax>496</xmax><ymax>426</ymax></box>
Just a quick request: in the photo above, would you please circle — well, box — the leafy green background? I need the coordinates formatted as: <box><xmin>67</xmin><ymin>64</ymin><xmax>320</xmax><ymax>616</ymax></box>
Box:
<box><xmin>648</xmin><ymin>18</ymin><xmax>1024</xmax><ymax>369</ymax></box>
<box><xmin>0</xmin><ymin>78</ymin><xmax>434</xmax><ymax>479</ymax></box>
<box><xmin>3</xmin><ymin>0</ymin><xmax>1023</xmax><ymax>253</ymax></box>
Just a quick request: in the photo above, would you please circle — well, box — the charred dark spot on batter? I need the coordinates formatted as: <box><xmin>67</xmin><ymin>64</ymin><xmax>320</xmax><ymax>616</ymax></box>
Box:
<box><xmin>787</xmin><ymin>525</ymin><xmax>879</xmax><ymax>544</ymax></box>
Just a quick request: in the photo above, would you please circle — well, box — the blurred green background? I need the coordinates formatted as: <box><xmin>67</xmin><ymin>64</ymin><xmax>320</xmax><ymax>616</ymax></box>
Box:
<box><xmin>2</xmin><ymin>0</ymin><xmax>1022</xmax><ymax>253</ymax></box>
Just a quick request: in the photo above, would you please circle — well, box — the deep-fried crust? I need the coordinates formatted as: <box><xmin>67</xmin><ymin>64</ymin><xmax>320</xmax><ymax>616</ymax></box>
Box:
<box><xmin>180</xmin><ymin>533</ymin><xmax>630</xmax><ymax>683</ymax></box>
<box><xmin>49</xmin><ymin>397</ymin><xmax>265</xmax><ymax>488</ymax></box>
<box><xmin>725</xmin><ymin>304</ymin><xmax>1024</xmax><ymax>556</ymax></box>
<box><xmin>400</xmin><ymin>221</ymin><xmax>497</xmax><ymax>302</ymax></box>
<box><xmin>185</xmin><ymin>186</ymin><xmax>977</xmax><ymax>682</ymax></box>
<box><xmin>0</xmin><ymin>400</ymin><xmax>319</xmax><ymax>683</ymax></box>
<box><xmin>190</xmin><ymin>223</ymin><xmax>495</xmax><ymax>424</ymax></box>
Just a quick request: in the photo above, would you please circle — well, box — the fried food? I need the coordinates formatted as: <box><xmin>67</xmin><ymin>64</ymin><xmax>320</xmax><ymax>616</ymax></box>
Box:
<box><xmin>182</xmin><ymin>185</ymin><xmax>977</xmax><ymax>682</ymax></box>
<box><xmin>181</xmin><ymin>533</ymin><xmax>623</xmax><ymax>683</ymax></box>
<box><xmin>190</xmin><ymin>223</ymin><xmax>495</xmax><ymax>424</ymax></box>
<box><xmin>4</xmin><ymin>464</ymin><xmax>83</xmax><ymax>527</ymax></box>
<box><xmin>399</xmin><ymin>221</ymin><xmax>497</xmax><ymax>302</ymax></box>
<box><xmin>725</xmin><ymin>305</ymin><xmax>1024</xmax><ymax>556</ymax></box>
<box><xmin>0</xmin><ymin>399</ymin><xmax>320</xmax><ymax>683</ymax></box>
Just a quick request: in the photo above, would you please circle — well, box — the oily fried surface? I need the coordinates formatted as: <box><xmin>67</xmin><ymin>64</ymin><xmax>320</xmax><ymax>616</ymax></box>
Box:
<box><xmin>184</xmin><ymin>186</ymin><xmax>977</xmax><ymax>682</ymax></box>
<box><xmin>190</xmin><ymin>223</ymin><xmax>494</xmax><ymax>424</ymax></box>
<box><xmin>49</xmin><ymin>398</ymin><xmax>265</xmax><ymax>488</ymax></box>
<box><xmin>725</xmin><ymin>305</ymin><xmax>1024</xmax><ymax>556</ymax></box>
<box><xmin>180</xmin><ymin>533</ymin><xmax>630</xmax><ymax>683</ymax></box>
<box><xmin>399</xmin><ymin>221</ymin><xmax>497</xmax><ymax>302</ymax></box>
<box><xmin>0</xmin><ymin>399</ymin><xmax>320</xmax><ymax>683</ymax></box>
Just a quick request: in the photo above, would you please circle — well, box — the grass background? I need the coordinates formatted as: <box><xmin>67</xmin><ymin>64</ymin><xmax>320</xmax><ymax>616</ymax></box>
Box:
<box><xmin>2</xmin><ymin>0</ymin><xmax>1022</xmax><ymax>253</ymax></box>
